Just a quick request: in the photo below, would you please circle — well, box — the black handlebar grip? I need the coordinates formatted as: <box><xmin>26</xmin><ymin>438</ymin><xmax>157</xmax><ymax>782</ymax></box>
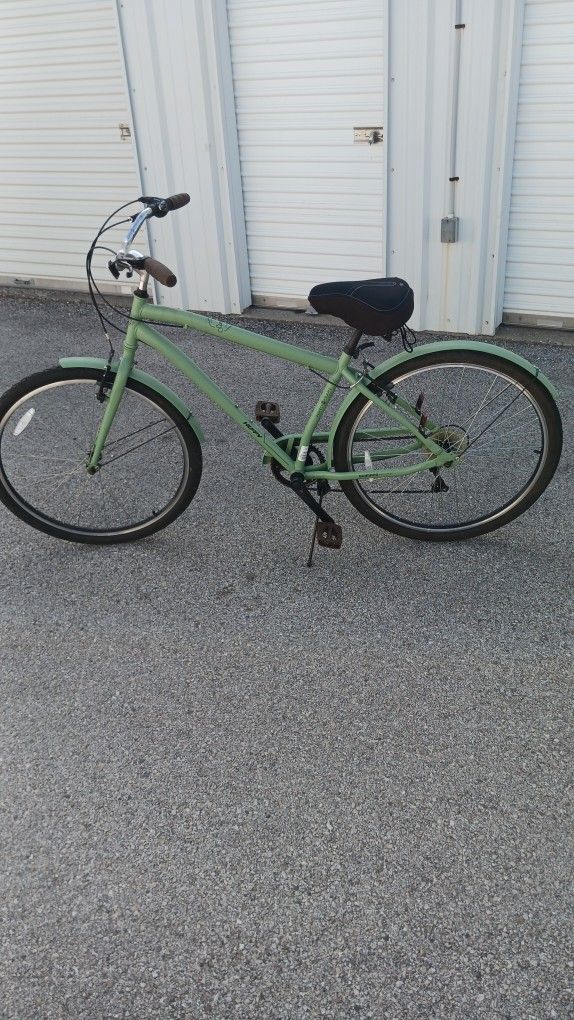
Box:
<box><xmin>165</xmin><ymin>193</ymin><xmax>190</xmax><ymax>211</ymax></box>
<box><xmin>142</xmin><ymin>257</ymin><xmax>177</xmax><ymax>287</ymax></box>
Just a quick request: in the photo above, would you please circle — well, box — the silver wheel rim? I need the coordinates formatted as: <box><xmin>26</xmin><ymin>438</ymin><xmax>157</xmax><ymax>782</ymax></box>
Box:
<box><xmin>346</xmin><ymin>362</ymin><xmax>549</xmax><ymax>533</ymax></box>
<box><xmin>0</xmin><ymin>378</ymin><xmax>191</xmax><ymax>537</ymax></box>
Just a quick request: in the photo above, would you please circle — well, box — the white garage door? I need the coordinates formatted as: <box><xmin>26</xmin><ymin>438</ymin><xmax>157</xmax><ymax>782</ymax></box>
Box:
<box><xmin>0</xmin><ymin>0</ymin><xmax>140</xmax><ymax>293</ymax></box>
<box><xmin>504</xmin><ymin>0</ymin><xmax>574</xmax><ymax>328</ymax></box>
<box><xmin>227</xmin><ymin>0</ymin><xmax>386</xmax><ymax>308</ymax></box>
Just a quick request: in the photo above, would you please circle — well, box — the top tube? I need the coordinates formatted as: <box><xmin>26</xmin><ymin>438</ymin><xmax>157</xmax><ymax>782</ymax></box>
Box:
<box><xmin>139</xmin><ymin>301</ymin><xmax>341</xmax><ymax>377</ymax></box>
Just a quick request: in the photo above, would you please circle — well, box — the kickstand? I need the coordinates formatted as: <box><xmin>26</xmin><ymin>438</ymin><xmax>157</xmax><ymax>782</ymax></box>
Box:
<box><xmin>306</xmin><ymin>481</ymin><xmax>328</xmax><ymax>568</ymax></box>
<box><xmin>307</xmin><ymin>516</ymin><xmax>320</xmax><ymax>568</ymax></box>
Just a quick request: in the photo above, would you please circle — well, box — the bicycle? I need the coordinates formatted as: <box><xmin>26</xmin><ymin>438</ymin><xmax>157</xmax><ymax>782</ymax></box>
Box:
<box><xmin>0</xmin><ymin>193</ymin><xmax>563</xmax><ymax>562</ymax></box>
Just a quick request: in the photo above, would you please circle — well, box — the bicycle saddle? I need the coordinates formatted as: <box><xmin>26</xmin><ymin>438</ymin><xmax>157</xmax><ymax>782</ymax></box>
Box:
<box><xmin>308</xmin><ymin>277</ymin><xmax>414</xmax><ymax>337</ymax></box>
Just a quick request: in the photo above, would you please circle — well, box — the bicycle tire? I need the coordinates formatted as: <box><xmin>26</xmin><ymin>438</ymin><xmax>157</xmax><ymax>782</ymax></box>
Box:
<box><xmin>332</xmin><ymin>349</ymin><xmax>562</xmax><ymax>541</ymax></box>
<box><xmin>0</xmin><ymin>366</ymin><xmax>202</xmax><ymax>544</ymax></box>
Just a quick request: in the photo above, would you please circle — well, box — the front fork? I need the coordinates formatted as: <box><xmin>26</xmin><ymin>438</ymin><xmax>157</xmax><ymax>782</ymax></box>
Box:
<box><xmin>86</xmin><ymin>331</ymin><xmax>138</xmax><ymax>473</ymax></box>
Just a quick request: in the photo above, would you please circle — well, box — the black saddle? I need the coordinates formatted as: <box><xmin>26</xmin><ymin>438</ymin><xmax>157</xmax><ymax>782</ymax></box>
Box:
<box><xmin>308</xmin><ymin>277</ymin><xmax>414</xmax><ymax>337</ymax></box>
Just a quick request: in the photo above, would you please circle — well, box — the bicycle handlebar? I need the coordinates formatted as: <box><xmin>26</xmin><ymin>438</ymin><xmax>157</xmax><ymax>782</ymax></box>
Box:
<box><xmin>164</xmin><ymin>193</ymin><xmax>190</xmax><ymax>212</ymax></box>
<box><xmin>109</xmin><ymin>191</ymin><xmax>189</xmax><ymax>287</ymax></box>
<box><xmin>140</xmin><ymin>257</ymin><xmax>177</xmax><ymax>288</ymax></box>
<box><xmin>137</xmin><ymin>192</ymin><xmax>190</xmax><ymax>217</ymax></box>
<box><xmin>123</xmin><ymin>192</ymin><xmax>190</xmax><ymax>248</ymax></box>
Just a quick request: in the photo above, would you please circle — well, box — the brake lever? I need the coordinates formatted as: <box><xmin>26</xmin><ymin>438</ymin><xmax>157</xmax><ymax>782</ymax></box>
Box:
<box><xmin>108</xmin><ymin>249</ymin><xmax>145</xmax><ymax>279</ymax></box>
<box><xmin>108</xmin><ymin>258</ymin><xmax>131</xmax><ymax>279</ymax></box>
<box><xmin>138</xmin><ymin>196</ymin><xmax>169</xmax><ymax>218</ymax></box>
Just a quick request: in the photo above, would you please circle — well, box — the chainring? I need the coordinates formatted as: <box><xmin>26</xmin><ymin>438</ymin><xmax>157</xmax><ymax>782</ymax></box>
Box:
<box><xmin>270</xmin><ymin>442</ymin><xmax>326</xmax><ymax>488</ymax></box>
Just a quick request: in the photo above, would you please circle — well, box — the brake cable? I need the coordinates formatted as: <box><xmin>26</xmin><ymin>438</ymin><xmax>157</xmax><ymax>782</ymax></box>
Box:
<box><xmin>86</xmin><ymin>202</ymin><xmax>188</xmax><ymax>346</ymax></box>
<box><xmin>86</xmin><ymin>207</ymin><xmax>137</xmax><ymax>350</ymax></box>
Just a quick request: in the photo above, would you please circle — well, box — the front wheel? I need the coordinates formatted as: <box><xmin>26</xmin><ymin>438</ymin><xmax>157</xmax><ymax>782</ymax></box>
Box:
<box><xmin>0</xmin><ymin>366</ymin><xmax>202</xmax><ymax>543</ymax></box>
<box><xmin>332</xmin><ymin>349</ymin><xmax>562</xmax><ymax>541</ymax></box>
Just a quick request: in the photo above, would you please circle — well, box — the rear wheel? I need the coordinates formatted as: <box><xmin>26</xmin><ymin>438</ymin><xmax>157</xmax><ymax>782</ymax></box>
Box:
<box><xmin>0</xmin><ymin>366</ymin><xmax>202</xmax><ymax>543</ymax></box>
<box><xmin>332</xmin><ymin>350</ymin><xmax>562</xmax><ymax>540</ymax></box>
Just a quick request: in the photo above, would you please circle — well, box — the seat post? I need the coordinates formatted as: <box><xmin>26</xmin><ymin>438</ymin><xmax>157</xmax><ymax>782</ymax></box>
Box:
<box><xmin>343</xmin><ymin>328</ymin><xmax>363</xmax><ymax>357</ymax></box>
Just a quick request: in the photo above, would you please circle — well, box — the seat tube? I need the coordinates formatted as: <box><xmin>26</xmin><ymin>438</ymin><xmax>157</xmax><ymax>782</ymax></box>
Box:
<box><xmin>293</xmin><ymin>351</ymin><xmax>352</xmax><ymax>471</ymax></box>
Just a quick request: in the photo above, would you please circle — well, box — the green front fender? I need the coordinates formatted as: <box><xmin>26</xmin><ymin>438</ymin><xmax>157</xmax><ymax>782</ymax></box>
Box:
<box><xmin>327</xmin><ymin>340</ymin><xmax>559</xmax><ymax>467</ymax></box>
<box><xmin>59</xmin><ymin>356</ymin><xmax>204</xmax><ymax>444</ymax></box>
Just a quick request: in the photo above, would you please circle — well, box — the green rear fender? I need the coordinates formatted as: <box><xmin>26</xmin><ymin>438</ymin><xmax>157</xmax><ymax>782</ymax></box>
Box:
<box><xmin>59</xmin><ymin>356</ymin><xmax>204</xmax><ymax>444</ymax></box>
<box><xmin>327</xmin><ymin>340</ymin><xmax>559</xmax><ymax>467</ymax></box>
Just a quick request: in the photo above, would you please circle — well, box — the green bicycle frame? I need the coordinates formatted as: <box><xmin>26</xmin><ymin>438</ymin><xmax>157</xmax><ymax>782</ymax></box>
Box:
<box><xmin>67</xmin><ymin>291</ymin><xmax>557</xmax><ymax>482</ymax></box>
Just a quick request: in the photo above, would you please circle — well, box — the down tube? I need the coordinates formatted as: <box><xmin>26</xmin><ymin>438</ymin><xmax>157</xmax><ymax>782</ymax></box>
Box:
<box><xmin>134</xmin><ymin>322</ymin><xmax>295</xmax><ymax>471</ymax></box>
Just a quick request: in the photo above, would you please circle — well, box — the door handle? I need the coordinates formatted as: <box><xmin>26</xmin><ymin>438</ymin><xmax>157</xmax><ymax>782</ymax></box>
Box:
<box><xmin>353</xmin><ymin>127</ymin><xmax>384</xmax><ymax>144</ymax></box>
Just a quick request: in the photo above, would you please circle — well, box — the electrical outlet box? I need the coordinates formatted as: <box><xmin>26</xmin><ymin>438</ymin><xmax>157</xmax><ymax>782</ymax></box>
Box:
<box><xmin>441</xmin><ymin>215</ymin><xmax>459</xmax><ymax>243</ymax></box>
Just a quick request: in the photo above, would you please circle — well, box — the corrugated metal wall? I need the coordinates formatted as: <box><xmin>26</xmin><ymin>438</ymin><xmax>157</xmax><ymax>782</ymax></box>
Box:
<box><xmin>386</xmin><ymin>0</ymin><xmax>521</xmax><ymax>335</ymax></box>
<box><xmin>504</xmin><ymin>0</ymin><xmax>574</xmax><ymax>326</ymax></box>
<box><xmin>0</xmin><ymin>0</ymin><xmax>139</xmax><ymax>292</ymax></box>
<box><xmin>117</xmin><ymin>0</ymin><xmax>250</xmax><ymax>313</ymax></box>
<box><xmin>3</xmin><ymin>0</ymin><xmax>573</xmax><ymax>330</ymax></box>
<box><xmin>227</xmin><ymin>0</ymin><xmax>386</xmax><ymax>308</ymax></box>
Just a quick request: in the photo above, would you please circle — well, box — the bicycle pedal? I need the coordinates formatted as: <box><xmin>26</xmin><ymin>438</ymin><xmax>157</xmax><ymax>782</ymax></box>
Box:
<box><xmin>255</xmin><ymin>400</ymin><xmax>280</xmax><ymax>423</ymax></box>
<box><xmin>315</xmin><ymin>521</ymin><xmax>343</xmax><ymax>549</ymax></box>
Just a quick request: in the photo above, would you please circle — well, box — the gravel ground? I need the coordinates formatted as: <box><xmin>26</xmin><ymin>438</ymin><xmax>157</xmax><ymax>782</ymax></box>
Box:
<box><xmin>0</xmin><ymin>295</ymin><xmax>572</xmax><ymax>1020</ymax></box>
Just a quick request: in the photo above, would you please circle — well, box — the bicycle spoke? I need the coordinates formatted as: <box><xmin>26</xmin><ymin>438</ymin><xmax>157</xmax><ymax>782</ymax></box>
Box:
<box><xmin>461</xmin><ymin>378</ymin><xmax>513</xmax><ymax>433</ymax></box>
<box><xmin>13</xmin><ymin>452</ymin><xmax>81</xmax><ymax>466</ymax></box>
<box><xmin>344</xmin><ymin>360</ymin><xmax>551</xmax><ymax>533</ymax></box>
<box><xmin>41</xmin><ymin>463</ymin><xmax>89</xmax><ymax>499</ymax></box>
<box><xmin>468</xmin><ymin>413</ymin><xmax>539</xmax><ymax>449</ymax></box>
<box><xmin>0</xmin><ymin>375</ymin><xmax>193</xmax><ymax>537</ymax></box>
<box><xmin>104</xmin><ymin>417</ymin><xmax>166</xmax><ymax>449</ymax></box>
<box><xmin>452</xmin><ymin>366</ymin><xmax>466</xmax><ymax>411</ymax></box>
<box><xmin>453</xmin><ymin>467</ymin><xmax>461</xmax><ymax>519</ymax></box>
<box><xmin>74</xmin><ymin>471</ymin><xmax>94</xmax><ymax>527</ymax></box>
<box><xmin>467</xmin><ymin>387</ymin><xmax>526</xmax><ymax>449</ymax></box>
<box><xmin>98</xmin><ymin>470</ymin><xmax>110</xmax><ymax>526</ymax></box>
<box><xmin>100</xmin><ymin>425</ymin><xmax>177</xmax><ymax>466</ymax></box>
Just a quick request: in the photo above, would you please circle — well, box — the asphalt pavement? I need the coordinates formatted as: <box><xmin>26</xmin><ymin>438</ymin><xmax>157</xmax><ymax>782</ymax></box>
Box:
<box><xmin>0</xmin><ymin>294</ymin><xmax>572</xmax><ymax>1020</ymax></box>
